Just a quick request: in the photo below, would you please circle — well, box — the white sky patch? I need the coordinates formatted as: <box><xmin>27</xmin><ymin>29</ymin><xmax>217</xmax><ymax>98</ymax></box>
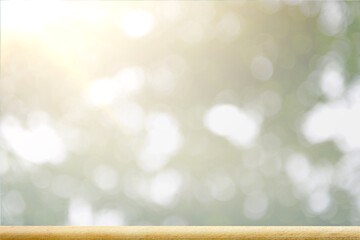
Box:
<box><xmin>320</xmin><ymin>67</ymin><xmax>344</xmax><ymax>99</ymax></box>
<box><xmin>123</xmin><ymin>9</ymin><xmax>154</xmax><ymax>38</ymax></box>
<box><xmin>336</xmin><ymin>153</ymin><xmax>360</xmax><ymax>206</ymax></box>
<box><xmin>1</xmin><ymin>0</ymin><xmax>62</xmax><ymax>33</ymax></box>
<box><xmin>92</xmin><ymin>164</ymin><xmax>119</xmax><ymax>191</ymax></box>
<box><xmin>87</xmin><ymin>77</ymin><xmax>118</xmax><ymax>106</ymax></box>
<box><xmin>307</xmin><ymin>189</ymin><xmax>331</xmax><ymax>215</ymax></box>
<box><xmin>303</xmin><ymin>102</ymin><xmax>345</xmax><ymax>143</ymax></box>
<box><xmin>146</xmin><ymin>113</ymin><xmax>182</xmax><ymax>156</ymax></box>
<box><xmin>149</xmin><ymin>169</ymin><xmax>182</xmax><ymax>206</ymax></box>
<box><xmin>297</xmin><ymin>166</ymin><xmax>333</xmax><ymax>199</ymax></box>
<box><xmin>204</xmin><ymin>104</ymin><xmax>261</xmax><ymax>147</ymax></box>
<box><xmin>251</xmin><ymin>56</ymin><xmax>274</xmax><ymax>81</ymax></box>
<box><xmin>318</xmin><ymin>2</ymin><xmax>347</xmax><ymax>36</ymax></box>
<box><xmin>0</xmin><ymin>115</ymin><xmax>66</xmax><ymax>164</ymax></box>
<box><xmin>68</xmin><ymin>198</ymin><xmax>93</xmax><ymax>225</ymax></box>
<box><xmin>303</xmin><ymin>79</ymin><xmax>360</xmax><ymax>151</ymax></box>
<box><xmin>95</xmin><ymin>209</ymin><xmax>125</xmax><ymax>226</ymax></box>
<box><xmin>2</xmin><ymin>1</ymin><xmax>109</xmax><ymax>34</ymax></box>
<box><xmin>86</xmin><ymin>67</ymin><xmax>144</xmax><ymax>107</ymax></box>
<box><xmin>137</xmin><ymin>113</ymin><xmax>183</xmax><ymax>171</ymax></box>
<box><xmin>285</xmin><ymin>154</ymin><xmax>311</xmax><ymax>183</ymax></box>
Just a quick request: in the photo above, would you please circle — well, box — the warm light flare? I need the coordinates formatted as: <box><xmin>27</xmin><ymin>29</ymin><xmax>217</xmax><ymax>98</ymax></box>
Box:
<box><xmin>1</xmin><ymin>0</ymin><xmax>65</xmax><ymax>33</ymax></box>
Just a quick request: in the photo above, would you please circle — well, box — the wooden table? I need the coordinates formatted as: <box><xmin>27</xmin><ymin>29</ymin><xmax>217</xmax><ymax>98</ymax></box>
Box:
<box><xmin>1</xmin><ymin>226</ymin><xmax>360</xmax><ymax>239</ymax></box>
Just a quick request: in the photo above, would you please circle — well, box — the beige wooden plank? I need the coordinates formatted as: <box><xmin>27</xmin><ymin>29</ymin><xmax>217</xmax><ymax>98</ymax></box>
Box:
<box><xmin>0</xmin><ymin>226</ymin><xmax>360</xmax><ymax>239</ymax></box>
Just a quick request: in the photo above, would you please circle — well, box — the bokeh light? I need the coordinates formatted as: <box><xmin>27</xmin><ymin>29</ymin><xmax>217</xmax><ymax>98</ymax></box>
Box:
<box><xmin>1</xmin><ymin>0</ymin><xmax>360</xmax><ymax>226</ymax></box>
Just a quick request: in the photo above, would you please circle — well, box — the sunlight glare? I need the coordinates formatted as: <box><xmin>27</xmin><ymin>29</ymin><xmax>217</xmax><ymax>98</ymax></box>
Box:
<box><xmin>2</xmin><ymin>0</ymin><xmax>64</xmax><ymax>33</ymax></box>
<box><xmin>204</xmin><ymin>104</ymin><xmax>261</xmax><ymax>147</ymax></box>
<box><xmin>123</xmin><ymin>9</ymin><xmax>154</xmax><ymax>38</ymax></box>
<box><xmin>0</xmin><ymin>115</ymin><xmax>66</xmax><ymax>164</ymax></box>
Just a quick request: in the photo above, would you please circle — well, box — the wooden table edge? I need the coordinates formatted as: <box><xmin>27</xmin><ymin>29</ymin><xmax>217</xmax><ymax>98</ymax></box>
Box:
<box><xmin>1</xmin><ymin>226</ymin><xmax>360</xmax><ymax>239</ymax></box>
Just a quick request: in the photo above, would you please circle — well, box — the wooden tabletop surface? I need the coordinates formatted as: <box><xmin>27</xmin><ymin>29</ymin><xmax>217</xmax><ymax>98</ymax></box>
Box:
<box><xmin>0</xmin><ymin>226</ymin><xmax>360</xmax><ymax>239</ymax></box>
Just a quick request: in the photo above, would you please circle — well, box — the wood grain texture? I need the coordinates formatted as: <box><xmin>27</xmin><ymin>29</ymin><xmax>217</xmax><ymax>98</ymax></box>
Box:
<box><xmin>0</xmin><ymin>226</ymin><xmax>359</xmax><ymax>239</ymax></box>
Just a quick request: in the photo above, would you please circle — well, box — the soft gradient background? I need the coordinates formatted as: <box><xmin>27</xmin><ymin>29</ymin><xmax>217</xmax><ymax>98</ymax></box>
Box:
<box><xmin>1</xmin><ymin>0</ymin><xmax>360</xmax><ymax>226</ymax></box>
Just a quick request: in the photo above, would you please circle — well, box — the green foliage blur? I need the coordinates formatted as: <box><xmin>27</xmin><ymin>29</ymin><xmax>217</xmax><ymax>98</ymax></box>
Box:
<box><xmin>1</xmin><ymin>1</ymin><xmax>360</xmax><ymax>226</ymax></box>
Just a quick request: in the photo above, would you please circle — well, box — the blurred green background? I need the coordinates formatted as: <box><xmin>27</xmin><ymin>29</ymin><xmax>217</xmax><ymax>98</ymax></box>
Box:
<box><xmin>1</xmin><ymin>0</ymin><xmax>360</xmax><ymax>226</ymax></box>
